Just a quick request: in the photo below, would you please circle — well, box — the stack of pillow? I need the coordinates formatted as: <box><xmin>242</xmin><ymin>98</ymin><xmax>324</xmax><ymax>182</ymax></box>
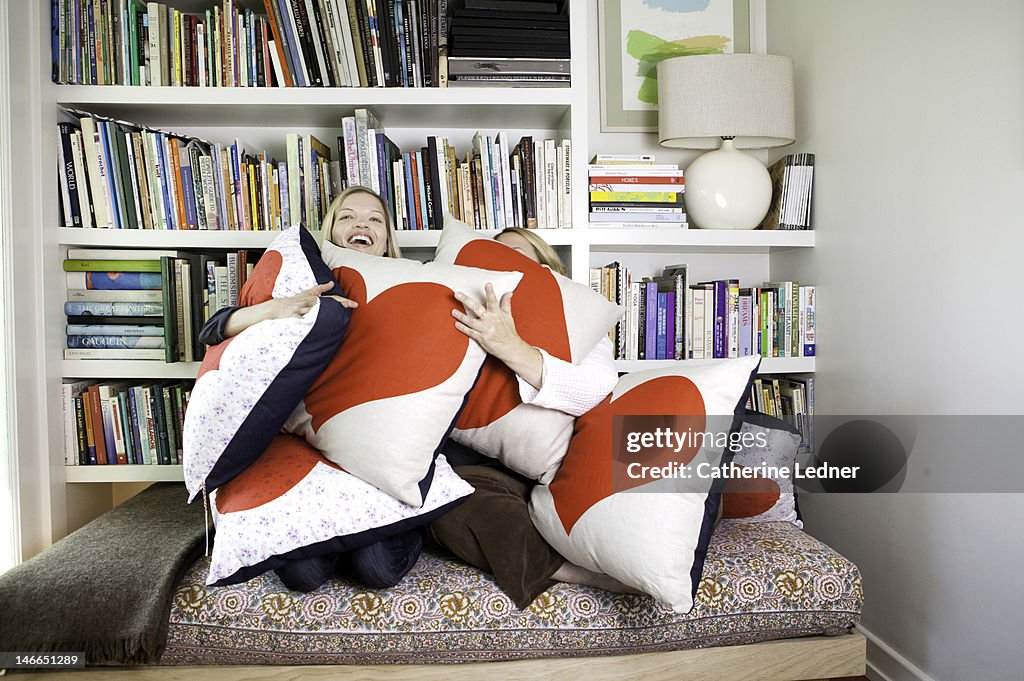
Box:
<box><xmin>185</xmin><ymin>217</ymin><xmax>774</xmax><ymax>615</ymax></box>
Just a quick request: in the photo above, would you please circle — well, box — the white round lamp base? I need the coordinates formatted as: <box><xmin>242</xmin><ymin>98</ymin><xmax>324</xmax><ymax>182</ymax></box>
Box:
<box><xmin>684</xmin><ymin>139</ymin><xmax>772</xmax><ymax>230</ymax></box>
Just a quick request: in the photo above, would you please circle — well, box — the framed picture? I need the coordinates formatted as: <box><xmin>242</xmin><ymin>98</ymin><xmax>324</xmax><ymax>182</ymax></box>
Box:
<box><xmin>599</xmin><ymin>0</ymin><xmax>751</xmax><ymax>132</ymax></box>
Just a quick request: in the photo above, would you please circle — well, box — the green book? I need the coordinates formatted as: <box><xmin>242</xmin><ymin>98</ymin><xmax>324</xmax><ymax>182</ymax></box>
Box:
<box><xmin>160</xmin><ymin>256</ymin><xmax>178</xmax><ymax>363</ymax></box>
<box><xmin>63</xmin><ymin>259</ymin><xmax>162</xmax><ymax>272</ymax></box>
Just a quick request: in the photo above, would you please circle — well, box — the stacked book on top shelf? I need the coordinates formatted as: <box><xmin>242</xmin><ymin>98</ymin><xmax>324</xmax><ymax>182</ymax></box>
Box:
<box><xmin>591</xmin><ymin>262</ymin><xmax>815</xmax><ymax>362</ymax></box>
<box><xmin>64</xmin><ymin>248</ymin><xmax>255</xmax><ymax>362</ymax></box>
<box><xmin>758</xmin><ymin>153</ymin><xmax>815</xmax><ymax>230</ymax></box>
<box><xmin>59</xmin><ymin>110</ymin><xmax>338</xmax><ymax>232</ymax></box>
<box><xmin>62</xmin><ymin>379</ymin><xmax>193</xmax><ymax>466</ymax></box>
<box><xmin>589</xmin><ymin>155</ymin><xmax>686</xmax><ymax>228</ymax></box>
<box><xmin>447</xmin><ymin>0</ymin><xmax>570</xmax><ymax>87</ymax></box>
<box><xmin>340</xmin><ymin>108</ymin><xmax>571</xmax><ymax>229</ymax></box>
<box><xmin>53</xmin><ymin>0</ymin><xmax>477</xmax><ymax>87</ymax></box>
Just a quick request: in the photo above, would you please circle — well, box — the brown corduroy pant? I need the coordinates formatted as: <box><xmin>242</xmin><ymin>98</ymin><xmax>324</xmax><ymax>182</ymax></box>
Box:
<box><xmin>426</xmin><ymin>464</ymin><xmax>566</xmax><ymax>609</ymax></box>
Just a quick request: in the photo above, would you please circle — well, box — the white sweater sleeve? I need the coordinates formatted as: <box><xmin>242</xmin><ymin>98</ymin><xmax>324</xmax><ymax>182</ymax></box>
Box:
<box><xmin>516</xmin><ymin>336</ymin><xmax>618</xmax><ymax>417</ymax></box>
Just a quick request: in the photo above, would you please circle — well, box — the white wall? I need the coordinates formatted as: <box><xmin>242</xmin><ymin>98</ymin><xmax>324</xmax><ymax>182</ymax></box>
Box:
<box><xmin>765</xmin><ymin>2</ymin><xmax>1024</xmax><ymax>681</ymax></box>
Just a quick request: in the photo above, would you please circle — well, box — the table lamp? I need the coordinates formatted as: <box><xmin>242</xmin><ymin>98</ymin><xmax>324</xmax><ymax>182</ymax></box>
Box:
<box><xmin>657</xmin><ymin>54</ymin><xmax>795</xmax><ymax>230</ymax></box>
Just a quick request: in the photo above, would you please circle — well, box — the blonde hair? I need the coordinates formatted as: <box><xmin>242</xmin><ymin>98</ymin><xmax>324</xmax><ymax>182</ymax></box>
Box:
<box><xmin>317</xmin><ymin>186</ymin><xmax>402</xmax><ymax>258</ymax></box>
<box><xmin>496</xmin><ymin>228</ymin><xmax>567</xmax><ymax>276</ymax></box>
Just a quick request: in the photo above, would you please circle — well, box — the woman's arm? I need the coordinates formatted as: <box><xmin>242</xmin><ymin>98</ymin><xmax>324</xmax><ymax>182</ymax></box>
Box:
<box><xmin>515</xmin><ymin>336</ymin><xmax>617</xmax><ymax>417</ymax></box>
<box><xmin>197</xmin><ymin>282</ymin><xmax>356</xmax><ymax>345</ymax></box>
<box><xmin>452</xmin><ymin>285</ymin><xmax>618</xmax><ymax>416</ymax></box>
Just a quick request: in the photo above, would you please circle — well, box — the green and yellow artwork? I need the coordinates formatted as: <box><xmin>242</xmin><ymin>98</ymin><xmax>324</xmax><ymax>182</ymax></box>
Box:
<box><xmin>626</xmin><ymin>31</ymin><xmax>730</xmax><ymax>105</ymax></box>
<box><xmin>600</xmin><ymin>0</ymin><xmax>749</xmax><ymax>131</ymax></box>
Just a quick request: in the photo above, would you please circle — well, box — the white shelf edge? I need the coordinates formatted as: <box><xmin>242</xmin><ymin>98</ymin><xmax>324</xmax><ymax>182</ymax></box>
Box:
<box><xmin>58</xmin><ymin>227</ymin><xmax>285</xmax><ymax>248</ymax></box>
<box><xmin>615</xmin><ymin>357</ymin><xmax>815</xmax><ymax>373</ymax></box>
<box><xmin>588</xmin><ymin>227</ymin><xmax>815</xmax><ymax>249</ymax></box>
<box><xmin>62</xmin><ymin>360</ymin><xmax>199</xmax><ymax>379</ymax></box>
<box><xmin>57</xmin><ymin>227</ymin><xmax>579</xmax><ymax>249</ymax></box>
<box><xmin>65</xmin><ymin>464</ymin><xmax>184</xmax><ymax>483</ymax></box>
<box><xmin>53</xmin><ymin>84</ymin><xmax>574</xmax><ymax>108</ymax></box>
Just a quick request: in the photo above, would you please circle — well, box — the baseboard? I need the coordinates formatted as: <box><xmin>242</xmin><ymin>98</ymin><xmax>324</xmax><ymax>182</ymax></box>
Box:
<box><xmin>857</xmin><ymin>624</ymin><xmax>939</xmax><ymax>681</ymax></box>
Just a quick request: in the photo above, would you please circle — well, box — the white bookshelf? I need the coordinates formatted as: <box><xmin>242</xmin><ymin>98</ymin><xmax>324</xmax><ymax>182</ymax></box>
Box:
<box><xmin>615</xmin><ymin>357</ymin><xmax>815</xmax><ymax>374</ymax></box>
<box><xmin>16</xmin><ymin>0</ymin><xmax>815</xmax><ymax>539</ymax></box>
<box><xmin>65</xmin><ymin>465</ymin><xmax>184</xmax><ymax>484</ymax></box>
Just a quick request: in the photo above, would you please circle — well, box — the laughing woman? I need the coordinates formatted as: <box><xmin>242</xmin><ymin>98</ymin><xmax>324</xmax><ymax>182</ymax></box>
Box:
<box><xmin>432</xmin><ymin>227</ymin><xmax>638</xmax><ymax>609</ymax></box>
<box><xmin>197</xmin><ymin>186</ymin><xmax>417</xmax><ymax>593</ymax></box>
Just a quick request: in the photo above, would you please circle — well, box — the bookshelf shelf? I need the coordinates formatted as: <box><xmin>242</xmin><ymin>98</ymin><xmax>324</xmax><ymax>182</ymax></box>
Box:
<box><xmin>65</xmin><ymin>464</ymin><xmax>184</xmax><ymax>483</ymax></box>
<box><xmin>26</xmin><ymin>1</ymin><xmax>817</xmax><ymax>526</ymax></box>
<box><xmin>588</xmin><ymin>228</ymin><xmax>815</xmax><ymax>253</ymax></box>
<box><xmin>57</xmin><ymin>228</ymin><xmax>577</xmax><ymax>250</ymax></box>
<box><xmin>63</xmin><ymin>360</ymin><xmax>200</xmax><ymax>379</ymax></box>
<box><xmin>54</xmin><ymin>85</ymin><xmax>574</xmax><ymax>130</ymax></box>
<box><xmin>614</xmin><ymin>357</ymin><xmax>815</xmax><ymax>374</ymax></box>
<box><xmin>58</xmin><ymin>227</ymin><xmax>284</xmax><ymax>249</ymax></box>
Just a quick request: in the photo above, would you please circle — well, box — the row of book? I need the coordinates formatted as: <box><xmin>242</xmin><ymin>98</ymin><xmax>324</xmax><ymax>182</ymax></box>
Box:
<box><xmin>260</xmin><ymin>0</ymin><xmax>451</xmax><ymax>87</ymax></box>
<box><xmin>589</xmin><ymin>156</ymin><xmax>686</xmax><ymax>228</ymax></box>
<box><xmin>53</xmin><ymin>0</ymin><xmax>279</xmax><ymax>87</ymax></box>
<box><xmin>52</xmin><ymin>0</ymin><xmax>455</xmax><ymax>88</ymax></box>
<box><xmin>759</xmin><ymin>153</ymin><xmax>815</xmax><ymax>230</ymax></box>
<box><xmin>592</xmin><ymin>263</ymin><xmax>816</xmax><ymax>361</ymax></box>
<box><xmin>64</xmin><ymin>248</ymin><xmax>255</xmax><ymax>363</ymax></box>
<box><xmin>61</xmin><ymin>379</ymin><xmax>194</xmax><ymax>466</ymax></box>
<box><xmin>59</xmin><ymin>107</ymin><xmax>573</xmax><ymax>233</ymax></box>
<box><xmin>58</xmin><ymin>111</ymin><xmax>338</xmax><ymax>232</ymax></box>
<box><xmin>350</xmin><ymin>110</ymin><xmax>571</xmax><ymax>230</ymax></box>
<box><xmin>745</xmin><ymin>374</ymin><xmax>815</xmax><ymax>451</ymax></box>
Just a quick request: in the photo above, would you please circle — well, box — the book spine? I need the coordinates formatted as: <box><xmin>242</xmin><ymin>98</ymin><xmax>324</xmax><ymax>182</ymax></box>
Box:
<box><xmin>64</xmin><ymin>301</ymin><xmax>162</xmax><ymax>316</ymax></box>
<box><xmin>81</xmin><ymin>390</ymin><xmax>97</xmax><ymax>464</ymax></box>
<box><xmin>150</xmin><ymin>384</ymin><xmax>170</xmax><ymax>465</ymax></box>
<box><xmin>87</xmin><ymin>386</ymin><xmax>107</xmax><ymax>463</ymax></box>
<box><xmin>727</xmin><ymin>279</ymin><xmax>739</xmax><ymax>359</ymax></box>
<box><xmin>802</xmin><ymin>285</ymin><xmax>815</xmax><ymax>357</ymax></box>
<box><xmin>738</xmin><ymin>291</ymin><xmax>753</xmax><ymax>358</ymax></box>
<box><xmin>74</xmin><ymin>393</ymin><xmax>90</xmax><ymax>465</ymax></box>
<box><xmin>69</xmin><ymin>130</ymin><xmax>95</xmax><ymax>228</ymax></box>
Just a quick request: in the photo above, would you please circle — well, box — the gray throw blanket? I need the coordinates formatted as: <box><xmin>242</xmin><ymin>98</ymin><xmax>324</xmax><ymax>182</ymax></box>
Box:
<box><xmin>0</xmin><ymin>482</ymin><xmax>205</xmax><ymax>664</ymax></box>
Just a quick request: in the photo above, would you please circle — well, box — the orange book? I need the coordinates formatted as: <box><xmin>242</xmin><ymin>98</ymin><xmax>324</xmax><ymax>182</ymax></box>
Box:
<box><xmin>87</xmin><ymin>385</ymin><xmax>108</xmax><ymax>464</ymax></box>
<box><xmin>80</xmin><ymin>390</ymin><xmax>97</xmax><ymax>465</ymax></box>
<box><xmin>262</xmin><ymin>0</ymin><xmax>293</xmax><ymax>87</ymax></box>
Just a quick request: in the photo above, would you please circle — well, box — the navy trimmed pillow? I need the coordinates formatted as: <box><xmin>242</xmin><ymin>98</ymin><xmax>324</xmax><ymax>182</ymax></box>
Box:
<box><xmin>206</xmin><ymin>434</ymin><xmax>474</xmax><ymax>586</ymax></box>
<box><xmin>721</xmin><ymin>411</ymin><xmax>804</xmax><ymax>527</ymax></box>
<box><xmin>182</xmin><ymin>226</ymin><xmax>350</xmax><ymax>501</ymax></box>
<box><xmin>529</xmin><ymin>356</ymin><xmax>761</xmax><ymax>613</ymax></box>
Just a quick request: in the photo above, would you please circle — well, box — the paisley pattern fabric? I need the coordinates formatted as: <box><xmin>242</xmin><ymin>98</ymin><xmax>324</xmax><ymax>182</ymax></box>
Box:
<box><xmin>161</xmin><ymin>522</ymin><xmax>861</xmax><ymax>665</ymax></box>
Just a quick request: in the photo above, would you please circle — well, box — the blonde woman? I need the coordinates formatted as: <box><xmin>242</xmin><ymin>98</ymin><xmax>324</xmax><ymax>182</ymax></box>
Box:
<box><xmin>198</xmin><ymin>187</ymin><xmax>420</xmax><ymax>593</ymax></box>
<box><xmin>435</xmin><ymin>227</ymin><xmax>635</xmax><ymax>609</ymax></box>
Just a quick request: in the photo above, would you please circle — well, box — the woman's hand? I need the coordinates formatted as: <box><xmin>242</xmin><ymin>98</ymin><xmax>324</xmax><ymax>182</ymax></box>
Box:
<box><xmin>267</xmin><ymin>282</ymin><xmax>358</xmax><ymax>319</ymax></box>
<box><xmin>452</xmin><ymin>284</ymin><xmax>544</xmax><ymax>389</ymax></box>
<box><xmin>221</xmin><ymin>283</ymin><xmax>357</xmax><ymax>338</ymax></box>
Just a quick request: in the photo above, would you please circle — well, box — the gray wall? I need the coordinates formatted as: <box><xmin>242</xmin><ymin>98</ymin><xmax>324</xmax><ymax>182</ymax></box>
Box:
<box><xmin>766</xmin><ymin>1</ymin><xmax>1024</xmax><ymax>680</ymax></box>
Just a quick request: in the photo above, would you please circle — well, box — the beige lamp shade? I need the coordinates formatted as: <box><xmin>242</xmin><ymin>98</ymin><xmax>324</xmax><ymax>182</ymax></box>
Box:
<box><xmin>657</xmin><ymin>54</ymin><xmax>795</xmax><ymax>150</ymax></box>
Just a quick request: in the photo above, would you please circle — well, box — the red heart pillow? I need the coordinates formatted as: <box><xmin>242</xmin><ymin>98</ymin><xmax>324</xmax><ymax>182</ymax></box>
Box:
<box><xmin>433</xmin><ymin>215</ymin><xmax>623</xmax><ymax>480</ymax></box>
<box><xmin>183</xmin><ymin>227</ymin><xmax>349</xmax><ymax>502</ymax></box>
<box><xmin>282</xmin><ymin>241</ymin><xmax>522</xmax><ymax>507</ymax></box>
<box><xmin>529</xmin><ymin>356</ymin><xmax>760</xmax><ymax>613</ymax></box>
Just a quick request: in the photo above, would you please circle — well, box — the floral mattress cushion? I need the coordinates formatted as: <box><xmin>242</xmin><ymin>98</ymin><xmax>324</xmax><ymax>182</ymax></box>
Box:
<box><xmin>161</xmin><ymin>522</ymin><xmax>862</xmax><ymax>665</ymax></box>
